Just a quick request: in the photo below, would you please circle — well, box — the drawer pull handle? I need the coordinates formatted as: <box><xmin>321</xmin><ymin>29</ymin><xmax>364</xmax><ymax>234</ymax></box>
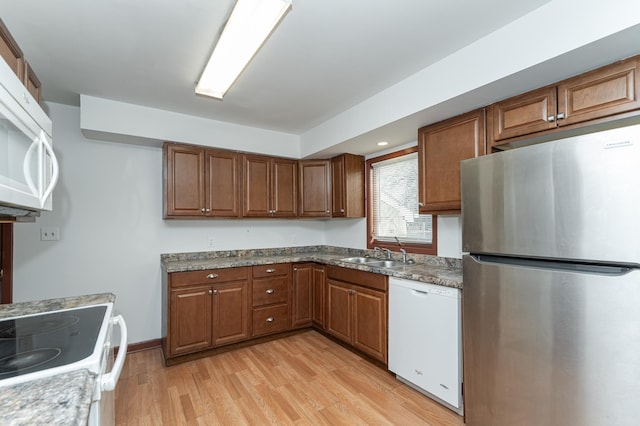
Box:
<box><xmin>266</xmin><ymin>268</ymin><xmax>276</xmax><ymax>273</ymax></box>
<box><xmin>265</xmin><ymin>289</ymin><xmax>275</xmax><ymax>294</ymax></box>
<box><xmin>206</xmin><ymin>273</ymin><xmax>218</xmax><ymax>279</ymax></box>
<box><xmin>266</xmin><ymin>317</ymin><xmax>275</xmax><ymax>322</ymax></box>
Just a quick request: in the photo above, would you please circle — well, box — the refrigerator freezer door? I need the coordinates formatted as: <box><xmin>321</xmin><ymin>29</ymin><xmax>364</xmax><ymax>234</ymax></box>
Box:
<box><xmin>461</xmin><ymin>124</ymin><xmax>640</xmax><ymax>265</ymax></box>
<box><xmin>462</xmin><ymin>255</ymin><xmax>640</xmax><ymax>426</ymax></box>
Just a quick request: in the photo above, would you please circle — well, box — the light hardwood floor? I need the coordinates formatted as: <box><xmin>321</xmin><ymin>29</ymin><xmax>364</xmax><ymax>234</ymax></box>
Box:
<box><xmin>115</xmin><ymin>330</ymin><xmax>464</xmax><ymax>425</ymax></box>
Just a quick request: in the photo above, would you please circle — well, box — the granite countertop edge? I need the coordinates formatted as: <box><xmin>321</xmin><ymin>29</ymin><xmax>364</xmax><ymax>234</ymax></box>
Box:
<box><xmin>161</xmin><ymin>246</ymin><xmax>462</xmax><ymax>289</ymax></box>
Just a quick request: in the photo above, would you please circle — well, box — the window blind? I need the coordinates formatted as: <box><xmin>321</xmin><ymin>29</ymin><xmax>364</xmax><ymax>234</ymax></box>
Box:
<box><xmin>370</xmin><ymin>152</ymin><xmax>432</xmax><ymax>244</ymax></box>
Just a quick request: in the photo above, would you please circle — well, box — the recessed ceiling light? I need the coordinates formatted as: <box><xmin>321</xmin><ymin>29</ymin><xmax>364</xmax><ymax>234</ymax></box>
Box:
<box><xmin>377</xmin><ymin>141</ymin><xmax>389</xmax><ymax>146</ymax></box>
<box><xmin>195</xmin><ymin>0</ymin><xmax>292</xmax><ymax>100</ymax></box>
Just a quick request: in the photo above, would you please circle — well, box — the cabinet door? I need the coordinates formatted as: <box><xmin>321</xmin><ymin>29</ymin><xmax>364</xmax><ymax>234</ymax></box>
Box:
<box><xmin>491</xmin><ymin>87</ymin><xmax>557</xmax><ymax>142</ymax></box>
<box><xmin>299</xmin><ymin>160</ymin><xmax>331</xmax><ymax>217</ymax></box>
<box><xmin>326</xmin><ymin>279</ymin><xmax>352</xmax><ymax>343</ymax></box>
<box><xmin>331</xmin><ymin>154</ymin><xmax>365</xmax><ymax>218</ymax></box>
<box><xmin>418</xmin><ymin>109</ymin><xmax>485</xmax><ymax>214</ymax></box>
<box><xmin>212</xmin><ymin>281</ymin><xmax>250</xmax><ymax>346</ymax></box>
<box><xmin>557</xmin><ymin>57</ymin><xmax>640</xmax><ymax>127</ymax></box>
<box><xmin>352</xmin><ymin>286</ymin><xmax>387</xmax><ymax>363</ymax></box>
<box><xmin>164</xmin><ymin>144</ymin><xmax>205</xmax><ymax>217</ymax></box>
<box><xmin>291</xmin><ymin>264</ymin><xmax>313</xmax><ymax>328</ymax></box>
<box><xmin>242</xmin><ymin>154</ymin><xmax>271</xmax><ymax>217</ymax></box>
<box><xmin>272</xmin><ymin>158</ymin><xmax>297</xmax><ymax>217</ymax></box>
<box><xmin>205</xmin><ymin>149</ymin><xmax>240</xmax><ymax>217</ymax></box>
<box><xmin>312</xmin><ymin>265</ymin><xmax>326</xmax><ymax>328</ymax></box>
<box><xmin>169</xmin><ymin>286</ymin><xmax>212</xmax><ymax>356</ymax></box>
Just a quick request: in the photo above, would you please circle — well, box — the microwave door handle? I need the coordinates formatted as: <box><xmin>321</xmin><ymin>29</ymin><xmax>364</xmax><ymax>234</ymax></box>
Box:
<box><xmin>38</xmin><ymin>131</ymin><xmax>59</xmax><ymax>208</ymax></box>
<box><xmin>101</xmin><ymin>314</ymin><xmax>128</xmax><ymax>392</ymax></box>
<box><xmin>22</xmin><ymin>136</ymin><xmax>39</xmax><ymax>197</ymax></box>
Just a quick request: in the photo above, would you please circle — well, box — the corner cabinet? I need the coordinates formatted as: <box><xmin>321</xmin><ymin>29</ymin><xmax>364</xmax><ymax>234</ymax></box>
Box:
<box><xmin>489</xmin><ymin>56</ymin><xmax>640</xmax><ymax>147</ymax></box>
<box><xmin>418</xmin><ymin>108</ymin><xmax>485</xmax><ymax>215</ymax></box>
<box><xmin>242</xmin><ymin>154</ymin><xmax>297</xmax><ymax>217</ymax></box>
<box><xmin>331</xmin><ymin>154</ymin><xmax>365</xmax><ymax>218</ymax></box>
<box><xmin>326</xmin><ymin>266</ymin><xmax>388</xmax><ymax>363</ymax></box>
<box><xmin>298</xmin><ymin>160</ymin><xmax>331</xmax><ymax>217</ymax></box>
<box><xmin>164</xmin><ymin>267</ymin><xmax>250</xmax><ymax>358</ymax></box>
<box><xmin>164</xmin><ymin>143</ymin><xmax>240</xmax><ymax>218</ymax></box>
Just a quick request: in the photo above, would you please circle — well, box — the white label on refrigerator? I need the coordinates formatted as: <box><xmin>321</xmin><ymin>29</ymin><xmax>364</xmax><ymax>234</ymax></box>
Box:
<box><xmin>604</xmin><ymin>140</ymin><xmax>633</xmax><ymax>149</ymax></box>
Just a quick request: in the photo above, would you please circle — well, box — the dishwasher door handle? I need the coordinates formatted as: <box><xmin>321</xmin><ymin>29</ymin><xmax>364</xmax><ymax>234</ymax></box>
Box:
<box><xmin>411</xmin><ymin>289</ymin><xmax>429</xmax><ymax>296</ymax></box>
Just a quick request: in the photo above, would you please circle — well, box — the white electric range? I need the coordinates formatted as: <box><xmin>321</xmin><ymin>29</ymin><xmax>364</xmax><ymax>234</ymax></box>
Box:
<box><xmin>0</xmin><ymin>303</ymin><xmax>127</xmax><ymax>425</ymax></box>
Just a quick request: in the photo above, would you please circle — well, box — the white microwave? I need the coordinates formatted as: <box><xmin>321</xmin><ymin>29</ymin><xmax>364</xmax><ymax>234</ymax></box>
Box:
<box><xmin>0</xmin><ymin>56</ymin><xmax>58</xmax><ymax>215</ymax></box>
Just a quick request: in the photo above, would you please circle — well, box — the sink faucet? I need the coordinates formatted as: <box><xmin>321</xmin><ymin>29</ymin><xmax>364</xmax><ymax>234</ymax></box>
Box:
<box><xmin>373</xmin><ymin>246</ymin><xmax>392</xmax><ymax>259</ymax></box>
<box><xmin>394</xmin><ymin>236</ymin><xmax>408</xmax><ymax>263</ymax></box>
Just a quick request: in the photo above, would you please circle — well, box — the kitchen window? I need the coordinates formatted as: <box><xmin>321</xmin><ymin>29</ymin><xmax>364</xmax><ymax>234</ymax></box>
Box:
<box><xmin>366</xmin><ymin>147</ymin><xmax>437</xmax><ymax>255</ymax></box>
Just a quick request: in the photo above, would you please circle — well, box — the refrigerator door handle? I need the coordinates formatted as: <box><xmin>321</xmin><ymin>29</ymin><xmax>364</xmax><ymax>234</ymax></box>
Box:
<box><xmin>471</xmin><ymin>254</ymin><xmax>634</xmax><ymax>276</ymax></box>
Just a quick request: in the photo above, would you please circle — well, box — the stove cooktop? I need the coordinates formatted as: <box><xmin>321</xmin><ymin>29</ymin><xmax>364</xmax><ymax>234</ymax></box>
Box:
<box><xmin>0</xmin><ymin>305</ymin><xmax>108</xmax><ymax>380</ymax></box>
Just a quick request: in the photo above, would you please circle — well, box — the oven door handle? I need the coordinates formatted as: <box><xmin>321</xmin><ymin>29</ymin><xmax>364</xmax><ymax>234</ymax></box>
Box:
<box><xmin>101</xmin><ymin>314</ymin><xmax>128</xmax><ymax>392</ymax></box>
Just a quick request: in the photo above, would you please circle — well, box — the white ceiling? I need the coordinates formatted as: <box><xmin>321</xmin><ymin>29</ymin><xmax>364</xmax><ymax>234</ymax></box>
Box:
<box><xmin>2</xmin><ymin>0</ymin><xmax>550</xmax><ymax>138</ymax></box>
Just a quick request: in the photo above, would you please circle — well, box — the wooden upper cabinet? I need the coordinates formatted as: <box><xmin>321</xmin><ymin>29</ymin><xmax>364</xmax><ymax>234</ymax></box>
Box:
<box><xmin>272</xmin><ymin>158</ymin><xmax>298</xmax><ymax>217</ymax></box>
<box><xmin>243</xmin><ymin>154</ymin><xmax>298</xmax><ymax>217</ymax></box>
<box><xmin>164</xmin><ymin>144</ymin><xmax>206</xmax><ymax>217</ymax></box>
<box><xmin>299</xmin><ymin>160</ymin><xmax>331</xmax><ymax>217</ymax></box>
<box><xmin>557</xmin><ymin>57</ymin><xmax>640</xmax><ymax>126</ymax></box>
<box><xmin>418</xmin><ymin>108</ymin><xmax>485</xmax><ymax>215</ymax></box>
<box><xmin>164</xmin><ymin>143</ymin><xmax>240</xmax><ymax>218</ymax></box>
<box><xmin>490</xmin><ymin>86</ymin><xmax>557</xmax><ymax>142</ymax></box>
<box><xmin>331</xmin><ymin>154</ymin><xmax>365</xmax><ymax>218</ymax></box>
<box><xmin>490</xmin><ymin>56</ymin><xmax>640</xmax><ymax>147</ymax></box>
<box><xmin>205</xmin><ymin>149</ymin><xmax>240</xmax><ymax>217</ymax></box>
<box><xmin>23</xmin><ymin>61</ymin><xmax>41</xmax><ymax>103</ymax></box>
<box><xmin>0</xmin><ymin>19</ymin><xmax>24</xmax><ymax>80</ymax></box>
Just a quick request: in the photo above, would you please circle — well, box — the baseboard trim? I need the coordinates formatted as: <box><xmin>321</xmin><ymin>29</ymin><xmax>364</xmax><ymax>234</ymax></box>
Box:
<box><xmin>115</xmin><ymin>338</ymin><xmax>161</xmax><ymax>355</ymax></box>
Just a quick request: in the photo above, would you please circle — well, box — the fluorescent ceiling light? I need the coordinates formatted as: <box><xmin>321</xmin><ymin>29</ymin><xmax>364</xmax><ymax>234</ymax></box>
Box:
<box><xmin>195</xmin><ymin>0</ymin><xmax>292</xmax><ymax>100</ymax></box>
<box><xmin>377</xmin><ymin>141</ymin><xmax>389</xmax><ymax>146</ymax></box>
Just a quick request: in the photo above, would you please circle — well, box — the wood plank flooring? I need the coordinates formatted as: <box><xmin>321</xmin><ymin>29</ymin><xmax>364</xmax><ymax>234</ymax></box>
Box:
<box><xmin>115</xmin><ymin>330</ymin><xmax>463</xmax><ymax>425</ymax></box>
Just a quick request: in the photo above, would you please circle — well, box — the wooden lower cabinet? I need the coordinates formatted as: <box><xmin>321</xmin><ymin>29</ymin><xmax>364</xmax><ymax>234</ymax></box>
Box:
<box><xmin>164</xmin><ymin>263</ymin><xmax>387</xmax><ymax>366</ymax></box>
<box><xmin>326</xmin><ymin>266</ymin><xmax>388</xmax><ymax>363</ymax></box>
<box><xmin>291</xmin><ymin>263</ymin><xmax>313</xmax><ymax>328</ymax></box>
<box><xmin>165</xmin><ymin>267</ymin><xmax>250</xmax><ymax>359</ymax></box>
<box><xmin>312</xmin><ymin>264</ymin><xmax>326</xmax><ymax>328</ymax></box>
<box><xmin>251</xmin><ymin>264</ymin><xmax>291</xmax><ymax>337</ymax></box>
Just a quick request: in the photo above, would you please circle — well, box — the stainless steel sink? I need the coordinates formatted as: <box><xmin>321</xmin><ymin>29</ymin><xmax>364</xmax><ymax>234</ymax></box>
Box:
<box><xmin>375</xmin><ymin>260</ymin><xmax>407</xmax><ymax>268</ymax></box>
<box><xmin>340</xmin><ymin>257</ymin><xmax>410</xmax><ymax>268</ymax></box>
<box><xmin>339</xmin><ymin>256</ymin><xmax>381</xmax><ymax>264</ymax></box>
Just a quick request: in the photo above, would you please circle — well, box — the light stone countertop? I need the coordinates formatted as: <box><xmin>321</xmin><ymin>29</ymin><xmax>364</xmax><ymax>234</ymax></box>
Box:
<box><xmin>0</xmin><ymin>293</ymin><xmax>115</xmax><ymax>425</ymax></box>
<box><xmin>161</xmin><ymin>245</ymin><xmax>463</xmax><ymax>289</ymax></box>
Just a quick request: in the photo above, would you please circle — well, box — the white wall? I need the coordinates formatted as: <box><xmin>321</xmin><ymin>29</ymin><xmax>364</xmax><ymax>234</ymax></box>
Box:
<box><xmin>12</xmin><ymin>103</ymin><xmax>326</xmax><ymax>344</ymax></box>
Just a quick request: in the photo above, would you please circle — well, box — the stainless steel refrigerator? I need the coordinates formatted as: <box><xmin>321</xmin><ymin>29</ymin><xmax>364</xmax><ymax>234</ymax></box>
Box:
<box><xmin>460</xmin><ymin>123</ymin><xmax>640</xmax><ymax>426</ymax></box>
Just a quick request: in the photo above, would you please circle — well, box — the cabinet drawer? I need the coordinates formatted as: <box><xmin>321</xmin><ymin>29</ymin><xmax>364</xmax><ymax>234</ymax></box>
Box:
<box><xmin>252</xmin><ymin>277</ymin><xmax>289</xmax><ymax>307</ymax></box>
<box><xmin>252</xmin><ymin>263</ymin><xmax>291</xmax><ymax>278</ymax></box>
<box><xmin>326</xmin><ymin>266</ymin><xmax>387</xmax><ymax>291</ymax></box>
<box><xmin>252</xmin><ymin>304</ymin><xmax>289</xmax><ymax>336</ymax></box>
<box><xmin>170</xmin><ymin>267</ymin><xmax>249</xmax><ymax>288</ymax></box>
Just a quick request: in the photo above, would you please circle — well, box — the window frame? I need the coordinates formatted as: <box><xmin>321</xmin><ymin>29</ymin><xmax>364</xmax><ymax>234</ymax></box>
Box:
<box><xmin>366</xmin><ymin>146</ymin><xmax>437</xmax><ymax>255</ymax></box>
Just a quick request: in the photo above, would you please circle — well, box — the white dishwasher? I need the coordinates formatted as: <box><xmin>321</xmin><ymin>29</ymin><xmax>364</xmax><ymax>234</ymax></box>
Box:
<box><xmin>388</xmin><ymin>277</ymin><xmax>462</xmax><ymax>413</ymax></box>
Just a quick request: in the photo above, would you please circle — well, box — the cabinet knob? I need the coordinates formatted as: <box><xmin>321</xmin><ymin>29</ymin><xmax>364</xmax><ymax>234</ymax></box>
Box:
<box><xmin>557</xmin><ymin>112</ymin><xmax>565</xmax><ymax>120</ymax></box>
<box><xmin>340</xmin><ymin>208</ymin><xmax>345</xmax><ymax>213</ymax></box>
<box><xmin>547</xmin><ymin>115</ymin><xmax>556</xmax><ymax>122</ymax></box>
<box><xmin>348</xmin><ymin>289</ymin><xmax>355</xmax><ymax>295</ymax></box>
<box><xmin>266</xmin><ymin>317</ymin><xmax>275</xmax><ymax>322</ymax></box>
<box><xmin>208</xmin><ymin>289</ymin><xmax>218</xmax><ymax>295</ymax></box>
<box><xmin>325</xmin><ymin>210</ymin><xmax>330</xmax><ymax>213</ymax></box>
<box><xmin>205</xmin><ymin>208</ymin><xmax>210</xmax><ymax>212</ymax></box>
<box><xmin>265</xmin><ymin>289</ymin><xmax>275</xmax><ymax>294</ymax></box>
<box><xmin>266</xmin><ymin>268</ymin><xmax>276</xmax><ymax>273</ymax></box>
<box><xmin>207</xmin><ymin>273</ymin><xmax>218</xmax><ymax>279</ymax></box>
<box><xmin>418</xmin><ymin>202</ymin><xmax>424</xmax><ymax>207</ymax></box>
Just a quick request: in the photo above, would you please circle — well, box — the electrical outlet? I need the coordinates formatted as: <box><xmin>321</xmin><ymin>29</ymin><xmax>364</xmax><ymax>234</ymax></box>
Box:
<box><xmin>40</xmin><ymin>227</ymin><xmax>60</xmax><ymax>241</ymax></box>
